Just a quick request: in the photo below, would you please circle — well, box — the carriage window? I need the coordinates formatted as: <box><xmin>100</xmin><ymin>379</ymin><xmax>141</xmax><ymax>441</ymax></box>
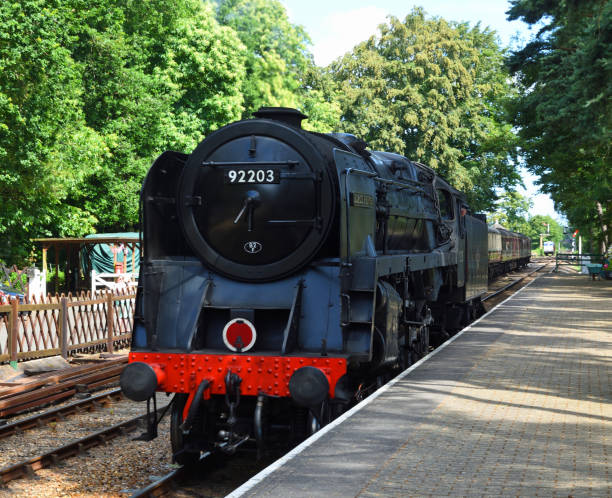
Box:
<box><xmin>436</xmin><ymin>189</ymin><xmax>454</xmax><ymax>219</ymax></box>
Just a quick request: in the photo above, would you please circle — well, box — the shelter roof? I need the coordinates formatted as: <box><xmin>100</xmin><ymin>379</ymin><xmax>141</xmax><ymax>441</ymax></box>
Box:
<box><xmin>33</xmin><ymin>236</ymin><xmax>139</xmax><ymax>246</ymax></box>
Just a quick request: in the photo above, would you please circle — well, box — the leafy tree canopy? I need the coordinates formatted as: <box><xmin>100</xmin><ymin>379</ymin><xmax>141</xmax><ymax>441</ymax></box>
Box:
<box><xmin>487</xmin><ymin>190</ymin><xmax>532</xmax><ymax>234</ymax></box>
<box><xmin>323</xmin><ymin>9</ymin><xmax>521</xmax><ymax>211</ymax></box>
<box><xmin>0</xmin><ymin>0</ymin><xmax>544</xmax><ymax>264</ymax></box>
<box><xmin>507</xmin><ymin>0</ymin><xmax>612</xmax><ymax>252</ymax></box>
<box><xmin>68</xmin><ymin>0</ymin><xmax>246</xmax><ymax>230</ymax></box>
<box><xmin>524</xmin><ymin>215</ymin><xmax>564</xmax><ymax>250</ymax></box>
<box><xmin>0</xmin><ymin>0</ymin><xmax>246</xmax><ymax>261</ymax></box>
<box><xmin>0</xmin><ymin>0</ymin><xmax>105</xmax><ymax>260</ymax></box>
<box><xmin>215</xmin><ymin>0</ymin><xmax>309</xmax><ymax>115</ymax></box>
<box><xmin>213</xmin><ymin>0</ymin><xmax>341</xmax><ymax>131</ymax></box>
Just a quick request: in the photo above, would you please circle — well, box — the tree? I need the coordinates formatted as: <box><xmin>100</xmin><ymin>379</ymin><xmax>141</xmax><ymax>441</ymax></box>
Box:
<box><xmin>488</xmin><ymin>191</ymin><xmax>531</xmax><ymax>233</ymax></box>
<box><xmin>0</xmin><ymin>0</ymin><xmax>247</xmax><ymax>261</ymax></box>
<box><xmin>324</xmin><ymin>9</ymin><xmax>521</xmax><ymax>211</ymax></box>
<box><xmin>214</xmin><ymin>0</ymin><xmax>342</xmax><ymax>131</ymax></box>
<box><xmin>215</xmin><ymin>0</ymin><xmax>309</xmax><ymax>116</ymax></box>
<box><xmin>298</xmin><ymin>66</ymin><xmax>343</xmax><ymax>133</ymax></box>
<box><xmin>507</xmin><ymin>0</ymin><xmax>612</xmax><ymax>253</ymax></box>
<box><xmin>0</xmin><ymin>0</ymin><xmax>105</xmax><ymax>261</ymax></box>
<box><xmin>524</xmin><ymin>215</ymin><xmax>564</xmax><ymax>251</ymax></box>
<box><xmin>65</xmin><ymin>0</ymin><xmax>247</xmax><ymax>230</ymax></box>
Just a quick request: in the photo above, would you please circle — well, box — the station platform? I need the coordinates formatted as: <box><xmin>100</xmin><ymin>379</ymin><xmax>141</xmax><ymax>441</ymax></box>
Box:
<box><xmin>230</xmin><ymin>272</ymin><xmax>611</xmax><ymax>497</ymax></box>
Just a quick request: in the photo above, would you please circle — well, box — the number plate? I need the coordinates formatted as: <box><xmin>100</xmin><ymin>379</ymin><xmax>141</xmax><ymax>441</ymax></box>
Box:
<box><xmin>224</xmin><ymin>168</ymin><xmax>280</xmax><ymax>184</ymax></box>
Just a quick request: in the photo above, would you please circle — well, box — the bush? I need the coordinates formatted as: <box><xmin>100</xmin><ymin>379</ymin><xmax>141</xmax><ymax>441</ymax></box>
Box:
<box><xmin>46</xmin><ymin>268</ymin><xmax>65</xmax><ymax>287</ymax></box>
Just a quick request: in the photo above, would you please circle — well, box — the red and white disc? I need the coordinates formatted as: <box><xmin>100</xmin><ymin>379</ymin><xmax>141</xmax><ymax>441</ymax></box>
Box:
<box><xmin>222</xmin><ymin>318</ymin><xmax>256</xmax><ymax>352</ymax></box>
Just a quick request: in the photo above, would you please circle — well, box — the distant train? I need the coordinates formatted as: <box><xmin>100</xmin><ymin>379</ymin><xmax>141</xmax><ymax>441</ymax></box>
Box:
<box><xmin>543</xmin><ymin>240</ymin><xmax>555</xmax><ymax>256</ymax></box>
<box><xmin>120</xmin><ymin>107</ymin><xmax>532</xmax><ymax>464</ymax></box>
<box><xmin>488</xmin><ymin>223</ymin><xmax>532</xmax><ymax>278</ymax></box>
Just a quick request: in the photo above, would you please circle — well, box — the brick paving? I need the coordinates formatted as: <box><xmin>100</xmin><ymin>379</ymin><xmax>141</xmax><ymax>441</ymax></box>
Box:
<box><xmin>360</xmin><ymin>274</ymin><xmax>610</xmax><ymax>497</ymax></box>
<box><xmin>241</xmin><ymin>273</ymin><xmax>611</xmax><ymax>497</ymax></box>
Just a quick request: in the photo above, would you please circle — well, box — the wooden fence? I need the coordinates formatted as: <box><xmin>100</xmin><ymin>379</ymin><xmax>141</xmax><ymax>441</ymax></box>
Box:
<box><xmin>0</xmin><ymin>289</ymin><xmax>135</xmax><ymax>363</ymax></box>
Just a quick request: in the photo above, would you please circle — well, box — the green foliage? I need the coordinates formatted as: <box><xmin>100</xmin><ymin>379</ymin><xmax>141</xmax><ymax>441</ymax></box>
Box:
<box><xmin>523</xmin><ymin>215</ymin><xmax>564</xmax><ymax>250</ymax></box>
<box><xmin>0</xmin><ymin>0</ymin><xmax>535</xmax><ymax>264</ymax></box>
<box><xmin>215</xmin><ymin>0</ymin><xmax>310</xmax><ymax>116</ymax></box>
<box><xmin>323</xmin><ymin>9</ymin><xmax>521</xmax><ymax>211</ymax></box>
<box><xmin>69</xmin><ymin>0</ymin><xmax>246</xmax><ymax>230</ymax></box>
<box><xmin>2</xmin><ymin>270</ymin><xmax>27</xmax><ymax>291</ymax></box>
<box><xmin>488</xmin><ymin>191</ymin><xmax>532</xmax><ymax>234</ymax></box>
<box><xmin>507</xmin><ymin>0</ymin><xmax>612</xmax><ymax>252</ymax></box>
<box><xmin>0</xmin><ymin>0</ymin><xmax>105</xmax><ymax>261</ymax></box>
<box><xmin>0</xmin><ymin>0</ymin><xmax>246</xmax><ymax>261</ymax></box>
<box><xmin>298</xmin><ymin>66</ymin><xmax>343</xmax><ymax>132</ymax></box>
<box><xmin>45</xmin><ymin>267</ymin><xmax>65</xmax><ymax>287</ymax></box>
<box><xmin>214</xmin><ymin>0</ymin><xmax>342</xmax><ymax>131</ymax></box>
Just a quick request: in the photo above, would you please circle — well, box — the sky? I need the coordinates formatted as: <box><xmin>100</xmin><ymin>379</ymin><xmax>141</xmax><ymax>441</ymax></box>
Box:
<box><xmin>280</xmin><ymin>0</ymin><xmax>562</xmax><ymax>223</ymax></box>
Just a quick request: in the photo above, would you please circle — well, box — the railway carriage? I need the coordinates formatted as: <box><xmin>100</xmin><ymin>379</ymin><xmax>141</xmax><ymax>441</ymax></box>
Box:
<box><xmin>488</xmin><ymin>223</ymin><xmax>531</xmax><ymax>279</ymax></box>
<box><xmin>120</xmin><ymin>108</ymin><xmax>529</xmax><ymax>462</ymax></box>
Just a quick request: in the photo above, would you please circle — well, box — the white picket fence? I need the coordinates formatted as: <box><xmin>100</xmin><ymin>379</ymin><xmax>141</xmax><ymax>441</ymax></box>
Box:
<box><xmin>91</xmin><ymin>270</ymin><xmax>138</xmax><ymax>294</ymax></box>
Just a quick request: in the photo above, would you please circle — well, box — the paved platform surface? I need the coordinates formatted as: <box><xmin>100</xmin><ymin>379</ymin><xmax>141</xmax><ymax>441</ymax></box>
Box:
<box><xmin>234</xmin><ymin>272</ymin><xmax>611</xmax><ymax>497</ymax></box>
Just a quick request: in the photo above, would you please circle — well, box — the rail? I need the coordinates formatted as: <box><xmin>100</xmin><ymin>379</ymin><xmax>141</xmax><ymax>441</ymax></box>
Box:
<box><xmin>482</xmin><ymin>263</ymin><xmax>548</xmax><ymax>303</ymax></box>
<box><xmin>0</xmin><ymin>388</ymin><xmax>123</xmax><ymax>439</ymax></box>
<box><xmin>130</xmin><ymin>466</ymin><xmax>186</xmax><ymax>497</ymax></box>
<box><xmin>130</xmin><ymin>450</ymin><xmax>213</xmax><ymax>497</ymax></box>
<box><xmin>0</xmin><ymin>413</ymin><xmax>149</xmax><ymax>484</ymax></box>
<box><xmin>0</xmin><ymin>290</ymin><xmax>135</xmax><ymax>364</ymax></box>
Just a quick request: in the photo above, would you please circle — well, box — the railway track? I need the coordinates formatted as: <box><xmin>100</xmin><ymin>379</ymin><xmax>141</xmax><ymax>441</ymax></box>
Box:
<box><xmin>130</xmin><ymin>464</ymin><xmax>186</xmax><ymax>497</ymax></box>
<box><xmin>483</xmin><ymin>262</ymin><xmax>550</xmax><ymax>304</ymax></box>
<box><xmin>128</xmin><ymin>450</ymin><xmax>280</xmax><ymax>498</ymax></box>
<box><xmin>0</xmin><ymin>413</ymin><xmax>150</xmax><ymax>484</ymax></box>
<box><xmin>0</xmin><ymin>388</ymin><xmax>123</xmax><ymax>440</ymax></box>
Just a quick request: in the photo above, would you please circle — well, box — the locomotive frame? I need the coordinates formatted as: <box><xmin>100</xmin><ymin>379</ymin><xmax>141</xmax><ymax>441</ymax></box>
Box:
<box><xmin>120</xmin><ymin>107</ymin><xmax>530</xmax><ymax>462</ymax></box>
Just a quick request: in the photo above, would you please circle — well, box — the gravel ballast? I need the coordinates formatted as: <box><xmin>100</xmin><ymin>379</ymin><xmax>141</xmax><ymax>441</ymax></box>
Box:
<box><xmin>1</xmin><ymin>393</ymin><xmax>176</xmax><ymax>497</ymax></box>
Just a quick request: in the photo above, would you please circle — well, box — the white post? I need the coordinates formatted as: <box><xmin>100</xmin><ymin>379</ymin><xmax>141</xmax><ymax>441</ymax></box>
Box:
<box><xmin>27</xmin><ymin>267</ymin><xmax>45</xmax><ymax>301</ymax></box>
<box><xmin>579</xmin><ymin>236</ymin><xmax>582</xmax><ymax>255</ymax></box>
<box><xmin>91</xmin><ymin>269</ymin><xmax>96</xmax><ymax>296</ymax></box>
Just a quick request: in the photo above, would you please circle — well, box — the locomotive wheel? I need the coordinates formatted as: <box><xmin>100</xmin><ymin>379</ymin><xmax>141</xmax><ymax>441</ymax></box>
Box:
<box><xmin>399</xmin><ymin>344</ymin><xmax>418</xmax><ymax>370</ymax></box>
<box><xmin>307</xmin><ymin>398</ymin><xmax>330</xmax><ymax>435</ymax></box>
<box><xmin>171</xmin><ymin>393</ymin><xmax>203</xmax><ymax>466</ymax></box>
<box><xmin>398</xmin><ymin>346</ymin><xmax>412</xmax><ymax>370</ymax></box>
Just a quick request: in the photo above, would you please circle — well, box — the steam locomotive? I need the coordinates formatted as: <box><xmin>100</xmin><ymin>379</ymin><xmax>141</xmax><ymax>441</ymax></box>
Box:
<box><xmin>120</xmin><ymin>107</ymin><xmax>530</xmax><ymax>463</ymax></box>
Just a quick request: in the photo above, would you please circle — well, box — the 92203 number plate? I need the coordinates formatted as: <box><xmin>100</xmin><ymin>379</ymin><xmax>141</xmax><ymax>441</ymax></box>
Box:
<box><xmin>224</xmin><ymin>168</ymin><xmax>280</xmax><ymax>184</ymax></box>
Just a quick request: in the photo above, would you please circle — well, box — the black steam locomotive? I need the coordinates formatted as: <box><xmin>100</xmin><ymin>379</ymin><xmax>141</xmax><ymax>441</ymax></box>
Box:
<box><xmin>120</xmin><ymin>107</ymin><xmax>529</xmax><ymax>463</ymax></box>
